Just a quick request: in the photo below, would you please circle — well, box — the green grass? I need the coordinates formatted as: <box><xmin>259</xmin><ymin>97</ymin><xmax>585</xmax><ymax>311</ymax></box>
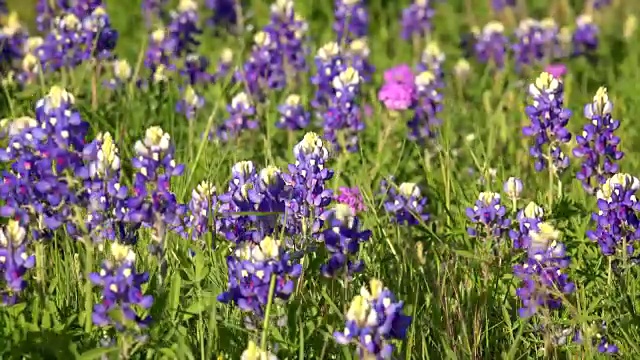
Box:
<box><xmin>2</xmin><ymin>0</ymin><xmax>640</xmax><ymax>359</ymax></box>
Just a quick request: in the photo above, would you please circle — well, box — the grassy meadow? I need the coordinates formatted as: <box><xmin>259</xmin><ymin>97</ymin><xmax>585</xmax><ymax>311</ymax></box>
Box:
<box><xmin>2</xmin><ymin>0</ymin><xmax>640</xmax><ymax>359</ymax></box>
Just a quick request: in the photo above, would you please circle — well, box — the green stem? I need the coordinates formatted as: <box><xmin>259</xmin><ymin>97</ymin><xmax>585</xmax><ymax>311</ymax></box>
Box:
<box><xmin>260</xmin><ymin>274</ymin><xmax>277</xmax><ymax>352</ymax></box>
<box><xmin>83</xmin><ymin>240</ymin><xmax>94</xmax><ymax>332</ymax></box>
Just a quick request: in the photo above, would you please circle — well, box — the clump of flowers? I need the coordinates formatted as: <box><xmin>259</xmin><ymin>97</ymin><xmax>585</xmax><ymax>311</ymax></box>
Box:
<box><xmin>572</xmin><ymin>14</ymin><xmax>599</xmax><ymax>56</ymax></box>
<box><xmin>523</xmin><ymin>72</ymin><xmax>572</xmax><ymax>173</ymax></box>
<box><xmin>265</xmin><ymin>0</ymin><xmax>309</xmax><ymax>75</ymax></box>
<box><xmin>378</xmin><ymin>64</ymin><xmax>415</xmax><ymax>112</ymax></box>
<box><xmin>573</xmin><ymin>87</ymin><xmax>623</xmax><ymax>195</ymax></box>
<box><xmin>380</xmin><ymin>178</ymin><xmax>430</xmax><ymax>226</ymax></box>
<box><xmin>407</xmin><ymin>70</ymin><xmax>443</xmax><ymax>143</ymax></box>
<box><xmin>333</xmin><ymin>0</ymin><xmax>368</xmax><ymax>44</ymax></box>
<box><xmin>513</xmin><ymin>222</ymin><xmax>574</xmax><ymax>318</ymax></box>
<box><xmin>311</xmin><ymin>41</ymin><xmax>345</xmax><ymax>109</ymax></box>
<box><xmin>345</xmin><ymin>37</ymin><xmax>374</xmax><ymax>83</ymax></box>
<box><xmin>212</xmin><ymin>92</ymin><xmax>258</xmax><ymax>143</ymax></box>
<box><xmin>0</xmin><ymin>220</ymin><xmax>35</xmax><ymax>305</ymax></box>
<box><xmin>90</xmin><ymin>242</ymin><xmax>153</xmax><ymax>331</ymax></box>
<box><xmin>179</xmin><ymin>180</ymin><xmax>217</xmax><ymax>241</ymax></box>
<box><xmin>588</xmin><ymin>173</ymin><xmax>640</xmax><ymax>258</ymax></box>
<box><xmin>276</xmin><ymin>94</ymin><xmax>310</xmax><ymax>130</ymax></box>
<box><xmin>334</xmin><ymin>279</ymin><xmax>412</xmax><ymax>359</ymax></box>
<box><xmin>474</xmin><ymin>21</ymin><xmax>509</xmax><ymax>69</ymax></box>
<box><xmin>323</xmin><ymin>66</ymin><xmax>365</xmax><ymax>153</ymax></box>
<box><xmin>400</xmin><ymin>0</ymin><xmax>435</xmax><ymax>41</ymax></box>
<box><xmin>176</xmin><ymin>85</ymin><xmax>204</xmax><ymax>120</ymax></box>
<box><xmin>237</xmin><ymin>29</ymin><xmax>286</xmax><ymax>98</ymax></box>
<box><xmin>318</xmin><ymin>203</ymin><xmax>371</xmax><ymax>278</ymax></box>
<box><xmin>417</xmin><ymin>41</ymin><xmax>445</xmax><ymax>84</ymax></box>
<box><xmin>217</xmin><ymin>236</ymin><xmax>302</xmax><ymax>319</ymax></box>
<box><xmin>466</xmin><ymin>191</ymin><xmax>511</xmax><ymax>240</ymax></box>
<box><xmin>335</xmin><ymin>186</ymin><xmax>366</xmax><ymax>213</ymax></box>
<box><xmin>509</xmin><ymin>201</ymin><xmax>545</xmax><ymax>249</ymax></box>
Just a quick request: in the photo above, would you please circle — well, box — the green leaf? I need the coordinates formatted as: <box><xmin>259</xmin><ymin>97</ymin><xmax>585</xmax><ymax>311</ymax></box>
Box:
<box><xmin>78</xmin><ymin>347</ymin><xmax>118</xmax><ymax>360</ymax></box>
<box><xmin>168</xmin><ymin>271</ymin><xmax>182</xmax><ymax>318</ymax></box>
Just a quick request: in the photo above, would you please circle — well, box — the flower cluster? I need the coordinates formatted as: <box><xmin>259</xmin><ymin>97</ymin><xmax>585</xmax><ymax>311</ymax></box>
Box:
<box><xmin>265</xmin><ymin>0</ymin><xmax>309</xmax><ymax>74</ymax></box>
<box><xmin>474</xmin><ymin>21</ymin><xmax>509</xmax><ymax>69</ymax></box>
<box><xmin>572</xmin><ymin>14</ymin><xmax>598</xmax><ymax>56</ymax></box>
<box><xmin>212</xmin><ymin>92</ymin><xmax>258</xmax><ymax>143</ymax></box>
<box><xmin>509</xmin><ymin>201</ymin><xmax>545</xmax><ymax>250</ymax></box>
<box><xmin>334</xmin><ymin>279</ymin><xmax>412</xmax><ymax>359</ymax></box>
<box><xmin>335</xmin><ymin>186</ymin><xmax>366</xmax><ymax>213</ymax></box>
<box><xmin>179</xmin><ymin>181</ymin><xmax>217</xmax><ymax>241</ymax></box>
<box><xmin>333</xmin><ymin>0</ymin><xmax>368</xmax><ymax>44</ymax></box>
<box><xmin>317</xmin><ymin>203</ymin><xmax>371</xmax><ymax>278</ymax></box>
<box><xmin>523</xmin><ymin>72</ymin><xmax>572</xmax><ymax>173</ymax></box>
<box><xmin>588</xmin><ymin>173</ymin><xmax>640</xmax><ymax>257</ymax></box>
<box><xmin>90</xmin><ymin>242</ymin><xmax>153</xmax><ymax>331</ymax></box>
<box><xmin>380</xmin><ymin>179</ymin><xmax>430</xmax><ymax>226</ymax></box>
<box><xmin>236</xmin><ymin>30</ymin><xmax>286</xmax><ymax>98</ymax></box>
<box><xmin>573</xmin><ymin>87</ymin><xmax>623</xmax><ymax>195</ymax></box>
<box><xmin>323</xmin><ymin>67</ymin><xmax>365</xmax><ymax>153</ymax></box>
<box><xmin>311</xmin><ymin>42</ymin><xmax>346</xmax><ymax>109</ymax></box>
<box><xmin>0</xmin><ymin>220</ymin><xmax>35</xmax><ymax>305</ymax></box>
<box><xmin>466</xmin><ymin>191</ymin><xmax>511</xmax><ymax>240</ymax></box>
<box><xmin>378</xmin><ymin>64</ymin><xmax>414</xmax><ymax>112</ymax></box>
<box><xmin>276</xmin><ymin>94</ymin><xmax>310</xmax><ymax>130</ymax></box>
<box><xmin>513</xmin><ymin>222</ymin><xmax>574</xmax><ymax>318</ymax></box>
<box><xmin>400</xmin><ymin>0</ymin><xmax>435</xmax><ymax>41</ymax></box>
<box><xmin>408</xmin><ymin>70</ymin><xmax>443</xmax><ymax>143</ymax></box>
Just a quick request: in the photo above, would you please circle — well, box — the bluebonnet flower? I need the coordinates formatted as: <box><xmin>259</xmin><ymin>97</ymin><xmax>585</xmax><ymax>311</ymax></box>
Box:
<box><xmin>266</xmin><ymin>0</ymin><xmax>309</xmax><ymax>74</ymax></box>
<box><xmin>380</xmin><ymin>179</ymin><xmax>429</xmax><ymax>226</ymax></box>
<box><xmin>218</xmin><ymin>236</ymin><xmax>302</xmax><ymax>318</ymax></box>
<box><xmin>141</xmin><ymin>0</ymin><xmax>168</xmax><ymax>28</ymax></box>
<box><xmin>80</xmin><ymin>6</ymin><xmax>119</xmax><ymax>61</ymax></box>
<box><xmin>15</xmin><ymin>37</ymin><xmax>43</xmax><ymax>85</ymax></box>
<box><xmin>509</xmin><ymin>201</ymin><xmax>545</xmax><ymax>249</ymax></box>
<box><xmin>513</xmin><ymin>222</ymin><xmax>574</xmax><ymax>318</ymax></box>
<box><xmin>0</xmin><ymin>220</ymin><xmax>35</xmax><ymax>305</ymax></box>
<box><xmin>237</xmin><ymin>29</ymin><xmax>286</xmax><ymax>98</ymax></box>
<box><xmin>572</xmin><ymin>14</ymin><xmax>598</xmax><ymax>56</ymax></box>
<box><xmin>592</xmin><ymin>0</ymin><xmax>612</xmax><ymax>9</ymax></box>
<box><xmin>540</xmin><ymin>17</ymin><xmax>562</xmax><ymax>60</ymax></box>
<box><xmin>276</xmin><ymin>94</ymin><xmax>310</xmax><ymax>130</ymax></box>
<box><xmin>417</xmin><ymin>41</ymin><xmax>445</xmax><ymax>84</ymax></box>
<box><xmin>214</xmin><ymin>48</ymin><xmax>234</xmax><ymax>81</ymax></box>
<box><xmin>35</xmin><ymin>0</ymin><xmax>55</xmax><ymax>31</ymax></box>
<box><xmin>512</xmin><ymin>19</ymin><xmax>547</xmax><ymax>69</ymax></box>
<box><xmin>83</xmin><ymin>132</ymin><xmax>130</xmax><ymax>243</ymax></box>
<box><xmin>400</xmin><ymin>0</ymin><xmax>435</xmax><ymax>41</ymax></box>
<box><xmin>281</xmin><ymin>132</ymin><xmax>334</xmax><ymax>245</ymax></box>
<box><xmin>335</xmin><ymin>186</ymin><xmax>366</xmax><ymax>213</ymax></box>
<box><xmin>179</xmin><ymin>181</ymin><xmax>217</xmax><ymax>241</ymax></box>
<box><xmin>241</xmin><ymin>340</ymin><xmax>278</xmax><ymax>360</ymax></box>
<box><xmin>474</xmin><ymin>21</ymin><xmax>509</xmax><ymax>69</ymax></box>
<box><xmin>106</xmin><ymin>59</ymin><xmax>132</xmax><ymax>89</ymax></box>
<box><xmin>407</xmin><ymin>71</ymin><xmax>443</xmax><ymax>143</ymax></box>
<box><xmin>346</xmin><ymin>37</ymin><xmax>374</xmax><ymax>83</ymax></box>
<box><xmin>181</xmin><ymin>53</ymin><xmax>214</xmax><ymax>85</ymax></box>
<box><xmin>128</xmin><ymin>126</ymin><xmax>185</xmax><ymax>257</ymax></box>
<box><xmin>318</xmin><ymin>203</ymin><xmax>371</xmax><ymax>278</ymax></box>
<box><xmin>144</xmin><ymin>29</ymin><xmax>175</xmax><ymax>79</ymax></box>
<box><xmin>334</xmin><ymin>279</ymin><xmax>412</xmax><ymax>359</ymax></box>
<box><xmin>166</xmin><ymin>0</ymin><xmax>202</xmax><ymax>57</ymax></box>
<box><xmin>205</xmin><ymin>0</ymin><xmax>239</xmax><ymax>29</ymax></box>
<box><xmin>212</xmin><ymin>92</ymin><xmax>258</xmax><ymax>143</ymax></box>
<box><xmin>90</xmin><ymin>242</ymin><xmax>153</xmax><ymax>330</ymax></box>
<box><xmin>323</xmin><ymin>67</ymin><xmax>365</xmax><ymax>153</ymax></box>
<box><xmin>0</xmin><ymin>12</ymin><xmax>27</xmax><ymax>73</ymax></box>
<box><xmin>523</xmin><ymin>72</ymin><xmax>572</xmax><ymax>173</ymax></box>
<box><xmin>466</xmin><ymin>191</ymin><xmax>511</xmax><ymax>239</ymax></box>
<box><xmin>573</xmin><ymin>87</ymin><xmax>623</xmax><ymax>195</ymax></box>
<box><xmin>503</xmin><ymin>177</ymin><xmax>524</xmax><ymax>202</ymax></box>
<box><xmin>311</xmin><ymin>42</ymin><xmax>345</xmax><ymax>109</ymax></box>
<box><xmin>333</xmin><ymin>0</ymin><xmax>368</xmax><ymax>44</ymax></box>
<box><xmin>588</xmin><ymin>173</ymin><xmax>640</xmax><ymax>257</ymax></box>
<box><xmin>176</xmin><ymin>85</ymin><xmax>204</xmax><ymax>120</ymax></box>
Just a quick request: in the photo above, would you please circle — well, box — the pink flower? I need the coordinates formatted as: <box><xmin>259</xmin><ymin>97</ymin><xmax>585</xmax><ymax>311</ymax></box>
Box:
<box><xmin>335</xmin><ymin>186</ymin><xmax>366</xmax><ymax>213</ymax></box>
<box><xmin>544</xmin><ymin>63</ymin><xmax>567</xmax><ymax>78</ymax></box>
<box><xmin>378</xmin><ymin>82</ymin><xmax>414</xmax><ymax>111</ymax></box>
<box><xmin>383</xmin><ymin>64</ymin><xmax>415</xmax><ymax>86</ymax></box>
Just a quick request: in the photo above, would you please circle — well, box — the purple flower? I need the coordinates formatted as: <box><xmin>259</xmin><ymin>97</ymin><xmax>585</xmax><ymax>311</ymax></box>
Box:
<box><xmin>380</xmin><ymin>179</ymin><xmax>429</xmax><ymax>226</ymax></box>
<box><xmin>235</xmin><ymin>29</ymin><xmax>286</xmax><ymax>99</ymax></box>
<box><xmin>491</xmin><ymin>0</ymin><xmax>516</xmax><ymax>11</ymax></box>
<box><xmin>466</xmin><ymin>191</ymin><xmax>511</xmax><ymax>239</ymax></box>
<box><xmin>265</xmin><ymin>0</ymin><xmax>309</xmax><ymax>75</ymax></box>
<box><xmin>587</xmin><ymin>173</ymin><xmax>640</xmax><ymax>257</ymax></box>
<box><xmin>400</xmin><ymin>0</ymin><xmax>435</xmax><ymax>41</ymax></box>
<box><xmin>379</xmin><ymin>82</ymin><xmax>414</xmax><ymax>111</ymax></box>
<box><xmin>383</xmin><ymin>64</ymin><xmax>414</xmax><ymax>87</ymax></box>
<box><xmin>0</xmin><ymin>220</ymin><xmax>35</xmax><ymax>305</ymax></box>
<box><xmin>166</xmin><ymin>0</ymin><xmax>201</xmax><ymax>57</ymax></box>
<box><xmin>90</xmin><ymin>242</ymin><xmax>153</xmax><ymax>330</ymax></box>
<box><xmin>573</xmin><ymin>87</ymin><xmax>623</xmax><ymax>194</ymax></box>
<box><xmin>181</xmin><ymin>54</ymin><xmax>214</xmax><ymax>85</ymax></box>
<box><xmin>345</xmin><ymin>38</ymin><xmax>374</xmax><ymax>83</ymax></box>
<box><xmin>513</xmin><ymin>222</ymin><xmax>574</xmax><ymax>318</ymax></box>
<box><xmin>335</xmin><ymin>186</ymin><xmax>366</xmax><ymax>213</ymax></box>
<box><xmin>512</xmin><ymin>19</ymin><xmax>548</xmax><ymax>69</ymax></box>
<box><xmin>218</xmin><ymin>236</ymin><xmax>302</xmax><ymax>318</ymax></box>
<box><xmin>523</xmin><ymin>72</ymin><xmax>572</xmax><ymax>173</ymax></box>
<box><xmin>175</xmin><ymin>85</ymin><xmax>204</xmax><ymax>120</ymax></box>
<box><xmin>141</xmin><ymin>0</ymin><xmax>168</xmax><ymax>28</ymax></box>
<box><xmin>334</xmin><ymin>279</ymin><xmax>412</xmax><ymax>359</ymax></box>
<box><xmin>323</xmin><ymin>67</ymin><xmax>365</xmax><ymax>153</ymax></box>
<box><xmin>572</xmin><ymin>14</ymin><xmax>598</xmax><ymax>56</ymax></box>
<box><xmin>509</xmin><ymin>201</ymin><xmax>545</xmax><ymax>249</ymax></box>
<box><xmin>211</xmin><ymin>92</ymin><xmax>258</xmax><ymax>143</ymax></box>
<box><xmin>408</xmin><ymin>71</ymin><xmax>443</xmax><ymax>143</ymax></box>
<box><xmin>276</xmin><ymin>94</ymin><xmax>311</xmax><ymax>130</ymax></box>
<box><xmin>417</xmin><ymin>42</ymin><xmax>445</xmax><ymax>83</ymax></box>
<box><xmin>474</xmin><ymin>21</ymin><xmax>509</xmax><ymax>69</ymax></box>
<box><xmin>333</xmin><ymin>0</ymin><xmax>368</xmax><ymax>44</ymax></box>
<box><xmin>311</xmin><ymin>42</ymin><xmax>346</xmax><ymax>109</ymax></box>
<box><xmin>205</xmin><ymin>0</ymin><xmax>239</xmax><ymax>29</ymax></box>
<box><xmin>544</xmin><ymin>63</ymin><xmax>567</xmax><ymax>78</ymax></box>
<box><xmin>318</xmin><ymin>204</ymin><xmax>371</xmax><ymax>278</ymax></box>
<box><xmin>177</xmin><ymin>181</ymin><xmax>217</xmax><ymax>241</ymax></box>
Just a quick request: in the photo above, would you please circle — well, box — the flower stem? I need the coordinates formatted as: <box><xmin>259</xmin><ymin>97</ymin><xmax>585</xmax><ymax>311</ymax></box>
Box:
<box><xmin>260</xmin><ymin>274</ymin><xmax>277</xmax><ymax>352</ymax></box>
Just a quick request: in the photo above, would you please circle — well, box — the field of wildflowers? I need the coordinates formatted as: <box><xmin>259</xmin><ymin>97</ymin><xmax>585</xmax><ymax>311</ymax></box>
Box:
<box><xmin>1</xmin><ymin>0</ymin><xmax>640</xmax><ymax>358</ymax></box>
